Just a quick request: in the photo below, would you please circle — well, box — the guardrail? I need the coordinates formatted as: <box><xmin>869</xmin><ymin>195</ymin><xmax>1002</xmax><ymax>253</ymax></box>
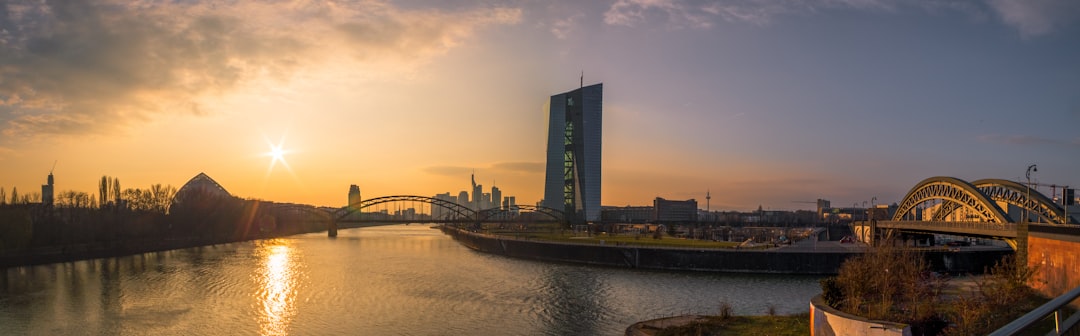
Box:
<box><xmin>876</xmin><ymin>220</ymin><xmax>1016</xmax><ymax>232</ymax></box>
<box><xmin>989</xmin><ymin>283</ymin><xmax>1080</xmax><ymax>335</ymax></box>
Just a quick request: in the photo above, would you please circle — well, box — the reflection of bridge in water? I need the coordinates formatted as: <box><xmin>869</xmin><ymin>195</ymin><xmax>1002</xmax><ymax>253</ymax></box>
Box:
<box><xmin>855</xmin><ymin>176</ymin><xmax>1077</xmax><ymax>250</ymax></box>
<box><xmin>269</xmin><ymin>195</ymin><xmax>569</xmax><ymax>237</ymax></box>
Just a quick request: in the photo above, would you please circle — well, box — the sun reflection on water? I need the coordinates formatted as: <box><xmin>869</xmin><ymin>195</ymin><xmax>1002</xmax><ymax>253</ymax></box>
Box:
<box><xmin>256</xmin><ymin>240</ymin><xmax>299</xmax><ymax>336</ymax></box>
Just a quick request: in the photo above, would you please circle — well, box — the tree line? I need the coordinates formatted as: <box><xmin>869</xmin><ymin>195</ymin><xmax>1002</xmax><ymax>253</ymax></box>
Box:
<box><xmin>0</xmin><ymin>175</ymin><xmax>330</xmax><ymax>258</ymax></box>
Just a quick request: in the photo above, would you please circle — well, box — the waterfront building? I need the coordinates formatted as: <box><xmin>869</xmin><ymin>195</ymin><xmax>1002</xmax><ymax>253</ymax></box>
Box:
<box><xmin>41</xmin><ymin>172</ymin><xmax>54</xmax><ymax>206</ymax></box>
<box><xmin>457</xmin><ymin>191</ymin><xmax>470</xmax><ymax>208</ymax></box>
<box><xmin>176</xmin><ymin>173</ymin><xmax>231</xmax><ymax>199</ymax></box>
<box><xmin>543</xmin><ymin>82</ymin><xmax>603</xmax><ymax>223</ymax></box>
<box><xmin>653</xmin><ymin>197</ymin><xmax>698</xmax><ymax>223</ymax></box>
<box><xmin>601</xmin><ymin>205</ymin><xmax>654</xmax><ymax>223</ymax></box>
<box><xmin>348</xmin><ymin>185</ymin><xmax>361</xmax><ymax>208</ymax></box>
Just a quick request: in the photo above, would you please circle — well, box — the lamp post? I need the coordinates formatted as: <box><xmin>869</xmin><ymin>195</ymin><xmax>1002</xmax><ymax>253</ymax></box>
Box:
<box><xmin>1026</xmin><ymin>164</ymin><xmax>1037</xmax><ymax>223</ymax></box>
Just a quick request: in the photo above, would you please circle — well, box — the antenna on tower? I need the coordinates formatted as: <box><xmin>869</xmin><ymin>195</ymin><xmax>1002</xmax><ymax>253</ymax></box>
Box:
<box><xmin>580</xmin><ymin>71</ymin><xmax>583</xmax><ymax>88</ymax></box>
<box><xmin>50</xmin><ymin>160</ymin><xmax>57</xmax><ymax>174</ymax></box>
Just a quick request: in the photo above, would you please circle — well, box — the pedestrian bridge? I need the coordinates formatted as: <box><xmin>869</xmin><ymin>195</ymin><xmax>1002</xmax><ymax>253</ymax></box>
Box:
<box><xmin>855</xmin><ymin>176</ymin><xmax>1076</xmax><ymax>249</ymax></box>
<box><xmin>268</xmin><ymin>195</ymin><xmax>568</xmax><ymax>237</ymax></box>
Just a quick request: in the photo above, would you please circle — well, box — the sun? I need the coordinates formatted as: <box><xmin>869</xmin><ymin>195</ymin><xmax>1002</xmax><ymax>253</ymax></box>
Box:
<box><xmin>270</xmin><ymin>145</ymin><xmax>286</xmax><ymax>163</ymax></box>
<box><xmin>263</xmin><ymin>136</ymin><xmax>293</xmax><ymax>177</ymax></box>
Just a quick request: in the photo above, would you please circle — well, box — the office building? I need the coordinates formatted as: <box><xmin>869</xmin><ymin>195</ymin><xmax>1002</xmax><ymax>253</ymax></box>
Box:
<box><xmin>654</xmin><ymin>197</ymin><xmax>698</xmax><ymax>223</ymax></box>
<box><xmin>543</xmin><ymin>82</ymin><xmax>603</xmax><ymax>223</ymax></box>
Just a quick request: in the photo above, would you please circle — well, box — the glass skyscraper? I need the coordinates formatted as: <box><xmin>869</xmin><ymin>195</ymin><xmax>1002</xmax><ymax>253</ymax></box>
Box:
<box><xmin>543</xmin><ymin>83</ymin><xmax>602</xmax><ymax>223</ymax></box>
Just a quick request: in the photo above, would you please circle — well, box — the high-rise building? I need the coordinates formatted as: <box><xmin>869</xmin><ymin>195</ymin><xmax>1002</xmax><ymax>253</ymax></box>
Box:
<box><xmin>41</xmin><ymin>172</ymin><xmax>54</xmax><ymax>206</ymax></box>
<box><xmin>458</xmin><ymin>191</ymin><xmax>470</xmax><ymax>208</ymax></box>
<box><xmin>471</xmin><ymin>173</ymin><xmax>483</xmax><ymax>211</ymax></box>
<box><xmin>348</xmin><ymin>185</ymin><xmax>361</xmax><ymax>208</ymax></box>
<box><xmin>491</xmin><ymin>186</ymin><xmax>502</xmax><ymax>210</ymax></box>
<box><xmin>543</xmin><ymin>82</ymin><xmax>602</xmax><ymax>223</ymax></box>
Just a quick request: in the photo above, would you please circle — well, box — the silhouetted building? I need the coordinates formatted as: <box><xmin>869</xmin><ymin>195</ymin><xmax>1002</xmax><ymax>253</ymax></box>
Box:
<box><xmin>457</xmin><ymin>191</ymin><xmax>470</xmax><ymax>208</ymax></box>
<box><xmin>41</xmin><ymin>172</ymin><xmax>54</xmax><ymax>206</ymax></box>
<box><xmin>543</xmin><ymin>82</ymin><xmax>603</xmax><ymax>223</ymax></box>
<box><xmin>654</xmin><ymin>197</ymin><xmax>698</xmax><ymax>223</ymax></box>
<box><xmin>491</xmin><ymin>186</ymin><xmax>502</xmax><ymax>210</ymax></box>
<box><xmin>471</xmin><ymin>173</ymin><xmax>483</xmax><ymax>210</ymax></box>
<box><xmin>601</xmin><ymin>205</ymin><xmax>654</xmax><ymax>223</ymax></box>
<box><xmin>348</xmin><ymin>185</ymin><xmax>361</xmax><ymax>208</ymax></box>
<box><xmin>175</xmin><ymin>173</ymin><xmax>231</xmax><ymax>199</ymax></box>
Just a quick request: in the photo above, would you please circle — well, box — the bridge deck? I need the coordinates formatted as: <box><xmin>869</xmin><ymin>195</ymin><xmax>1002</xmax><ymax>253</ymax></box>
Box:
<box><xmin>858</xmin><ymin>220</ymin><xmax>1017</xmax><ymax>239</ymax></box>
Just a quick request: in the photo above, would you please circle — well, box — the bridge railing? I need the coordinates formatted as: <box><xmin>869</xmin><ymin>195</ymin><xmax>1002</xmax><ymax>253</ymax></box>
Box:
<box><xmin>989</xmin><ymin>283</ymin><xmax>1080</xmax><ymax>335</ymax></box>
<box><xmin>876</xmin><ymin>220</ymin><xmax>1016</xmax><ymax>232</ymax></box>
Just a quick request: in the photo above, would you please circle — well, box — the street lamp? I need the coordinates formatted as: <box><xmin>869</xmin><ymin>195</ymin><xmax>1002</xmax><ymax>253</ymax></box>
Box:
<box><xmin>1026</xmin><ymin>164</ymin><xmax>1037</xmax><ymax>223</ymax></box>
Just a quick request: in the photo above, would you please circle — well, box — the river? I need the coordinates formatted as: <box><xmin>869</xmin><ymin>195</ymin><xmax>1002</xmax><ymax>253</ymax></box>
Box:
<box><xmin>0</xmin><ymin>224</ymin><xmax>823</xmax><ymax>335</ymax></box>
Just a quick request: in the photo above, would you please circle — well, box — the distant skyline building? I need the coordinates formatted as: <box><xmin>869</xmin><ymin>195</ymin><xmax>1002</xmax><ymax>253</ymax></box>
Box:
<box><xmin>471</xmin><ymin>172</ymin><xmax>483</xmax><ymax>210</ymax></box>
<box><xmin>491</xmin><ymin>185</ymin><xmax>502</xmax><ymax>210</ymax></box>
<box><xmin>348</xmin><ymin>185</ymin><xmax>361</xmax><ymax>208</ymax></box>
<box><xmin>41</xmin><ymin>172</ymin><xmax>54</xmax><ymax>206</ymax></box>
<box><xmin>543</xmin><ymin>82</ymin><xmax>603</xmax><ymax>223</ymax></box>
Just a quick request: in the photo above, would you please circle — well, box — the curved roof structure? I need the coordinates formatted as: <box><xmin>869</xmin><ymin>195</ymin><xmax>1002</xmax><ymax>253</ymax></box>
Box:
<box><xmin>175</xmin><ymin>172</ymin><xmax>232</xmax><ymax>200</ymax></box>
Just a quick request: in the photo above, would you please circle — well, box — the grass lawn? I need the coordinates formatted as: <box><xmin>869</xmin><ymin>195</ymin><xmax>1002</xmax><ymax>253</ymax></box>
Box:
<box><xmin>646</xmin><ymin>314</ymin><xmax>809</xmax><ymax>336</ymax></box>
<box><xmin>487</xmin><ymin>229</ymin><xmax>750</xmax><ymax>249</ymax></box>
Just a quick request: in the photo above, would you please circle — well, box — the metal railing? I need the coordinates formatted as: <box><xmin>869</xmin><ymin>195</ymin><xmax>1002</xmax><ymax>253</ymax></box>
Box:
<box><xmin>989</xmin><ymin>283</ymin><xmax>1080</xmax><ymax>335</ymax></box>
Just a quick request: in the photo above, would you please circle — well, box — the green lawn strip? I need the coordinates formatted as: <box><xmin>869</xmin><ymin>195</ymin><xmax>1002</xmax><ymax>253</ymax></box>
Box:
<box><xmin>653</xmin><ymin>315</ymin><xmax>809</xmax><ymax>336</ymax></box>
<box><xmin>486</xmin><ymin>231</ymin><xmax>746</xmax><ymax>249</ymax></box>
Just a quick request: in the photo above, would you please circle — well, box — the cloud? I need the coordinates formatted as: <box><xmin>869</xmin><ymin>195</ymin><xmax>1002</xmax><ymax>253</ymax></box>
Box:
<box><xmin>0</xmin><ymin>0</ymin><xmax>521</xmax><ymax>142</ymax></box>
<box><xmin>986</xmin><ymin>0</ymin><xmax>1080</xmax><ymax>37</ymax></box>
<box><xmin>605</xmin><ymin>0</ymin><xmax>715</xmax><ymax>28</ymax></box>
<box><xmin>423</xmin><ymin>161</ymin><xmax>544</xmax><ymax>177</ymax></box>
<box><xmin>491</xmin><ymin>161</ymin><xmax>545</xmax><ymax>173</ymax></box>
<box><xmin>551</xmin><ymin>13</ymin><xmax>585</xmax><ymax>39</ymax></box>
<box><xmin>977</xmin><ymin>134</ymin><xmax>1080</xmax><ymax>147</ymax></box>
<box><xmin>603</xmin><ymin>0</ymin><xmax>1079</xmax><ymax>36</ymax></box>
<box><xmin>423</xmin><ymin>165</ymin><xmax>474</xmax><ymax>177</ymax></box>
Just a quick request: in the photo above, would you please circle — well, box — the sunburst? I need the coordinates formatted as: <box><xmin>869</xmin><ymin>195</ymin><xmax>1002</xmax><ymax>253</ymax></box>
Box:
<box><xmin>264</xmin><ymin>135</ymin><xmax>293</xmax><ymax>177</ymax></box>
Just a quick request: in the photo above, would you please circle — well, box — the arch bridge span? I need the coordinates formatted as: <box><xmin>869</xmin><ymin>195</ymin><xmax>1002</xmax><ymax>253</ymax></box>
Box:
<box><xmin>892</xmin><ymin>176</ymin><xmax>1074</xmax><ymax>225</ymax></box>
<box><xmin>270</xmin><ymin>195</ymin><xmax>569</xmax><ymax>237</ymax></box>
<box><xmin>861</xmin><ymin>176</ymin><xmax>1076</xmax><ymax>250</ymax></box>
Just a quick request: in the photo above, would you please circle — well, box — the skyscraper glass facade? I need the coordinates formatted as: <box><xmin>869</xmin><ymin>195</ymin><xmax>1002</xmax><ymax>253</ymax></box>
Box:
<box><xmin>543</xmin><ymin>83</ymin><xmax>602</xmax><ymax>223</ymax></box>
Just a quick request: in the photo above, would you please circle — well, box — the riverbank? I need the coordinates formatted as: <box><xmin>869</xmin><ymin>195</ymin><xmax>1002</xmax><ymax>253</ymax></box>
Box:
<box><xmin>0</xmin><ymin>227</ymin><xmax>328</xmax><ymax>269</ymax></box>
<box><xmin>442</xmin><ymin>226</ymin><xmax>1011</xmax><ymax>274</ymax></box>
<box><xmin>625</xmin><ymin>314</ymin><xmax>809</xmax><ymax>336</ymax></box>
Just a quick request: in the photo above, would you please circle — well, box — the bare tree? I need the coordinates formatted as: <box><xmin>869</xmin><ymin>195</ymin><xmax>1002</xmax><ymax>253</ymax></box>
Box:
<box><xmin>10</xmin><ymin>187</ymin><xmax>17</xmax><ymax>204</ymax></box>
<box><xmin>0</xmin><ymin>187</ymin><xmax>6</xmax><ymax>205</ymax></box>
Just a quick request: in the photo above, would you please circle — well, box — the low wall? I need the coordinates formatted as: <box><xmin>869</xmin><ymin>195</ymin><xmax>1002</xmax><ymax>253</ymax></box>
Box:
<box><xmin>1028</xmin><ymin>224</ymin><xmax>1080</xmax><ymax>299</ymax></box>
<box><xmin>443</xmin><ymin>228</ymin><xmax>1010</xmax><ymax>274</ymax></box>
<box><xmin>810</xmin><ymin>295</ymin><xmax>910</xmax><ymax>336</ymax></box>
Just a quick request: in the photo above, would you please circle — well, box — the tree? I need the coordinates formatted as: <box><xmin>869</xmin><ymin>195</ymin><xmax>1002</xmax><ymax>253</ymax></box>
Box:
<box><xmin>10</xmin><ymin>187</ymin><xmax>17</xmax><ymax>204</ymax></box>
<box><xmin>113</xmin><ymin>178</ymin><xmax>121</xmax><ymax>206</ymax></box>
<box><xmin>99</xmin><ymin>176</ymin><xmax>108</xmax><ymax>207</ymax></box>
<box><xmin>0</xmin><ymin>187</ymin><xmax>6</xmax><ymax>205</ymax></box>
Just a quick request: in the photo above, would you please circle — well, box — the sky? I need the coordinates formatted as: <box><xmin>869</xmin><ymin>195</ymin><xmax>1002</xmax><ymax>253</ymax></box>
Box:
<box><xmin>1</xmin><ymin>0</ymin><xmax>1078</xmax><ymax>211</ymax></box>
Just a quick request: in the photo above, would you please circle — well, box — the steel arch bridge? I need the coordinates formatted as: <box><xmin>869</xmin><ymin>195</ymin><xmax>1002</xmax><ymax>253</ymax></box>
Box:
<box><xmin>337</xmin><ymin>195</ymin><xmax>477</xmax><ymax>222</ymax></box>
<box><xmin>892</xmin><ymin>176</ymin><xmax>1074</xmax><ymax>225</ymax></box>
<box><xmin>477</xmin><ymin>204</ymin><xmax>568</xmax><ymax>223</ymax></box>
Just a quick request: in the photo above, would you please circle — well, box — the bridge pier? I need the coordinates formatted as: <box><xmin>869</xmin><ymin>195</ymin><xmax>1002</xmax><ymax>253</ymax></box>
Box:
<box><xmin>328</xmin><ymin>218</ymin><xmax>338</xmax><ymax>237</ymax></box>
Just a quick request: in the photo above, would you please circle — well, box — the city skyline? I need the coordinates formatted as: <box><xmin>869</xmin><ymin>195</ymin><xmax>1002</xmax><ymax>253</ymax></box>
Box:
<box><xmin>1</xmin><ymin>1</ymin><xmax>1079</xmax><ymax>211</ymax></box>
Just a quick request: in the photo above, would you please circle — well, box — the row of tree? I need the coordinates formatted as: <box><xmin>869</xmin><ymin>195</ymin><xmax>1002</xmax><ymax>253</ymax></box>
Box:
<box><xmin>0</xmin><ymin>176</ymin><xmax>176</xmax><ymax>213</ymax></box>
<box><xmin>1</xmin><ymin>175</ymin><xmax>330</xmax><ymax>255</ymax></box>
<box><xmin>0</xmin><ymin>187</ymin><xmax>42</xmax><ymax>205</ymax></box>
